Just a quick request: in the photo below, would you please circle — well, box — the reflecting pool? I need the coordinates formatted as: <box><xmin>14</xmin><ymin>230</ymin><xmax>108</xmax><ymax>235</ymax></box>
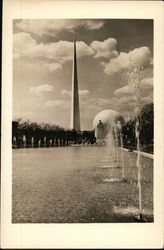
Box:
<box><xmin>12</xmin><ymin>146</ymin><xmax>153</xmax><ymax>223</ymax></box>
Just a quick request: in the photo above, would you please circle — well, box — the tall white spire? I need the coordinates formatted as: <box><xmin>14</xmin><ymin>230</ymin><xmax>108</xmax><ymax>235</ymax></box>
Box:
<box><xmin>70</xmin><ymin>35</ymin><xmax>81</xmax><ymax>131</ymax></box>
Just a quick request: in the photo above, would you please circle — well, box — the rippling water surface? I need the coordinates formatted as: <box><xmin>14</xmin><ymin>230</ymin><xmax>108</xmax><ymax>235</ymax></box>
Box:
<box><xmin>12</xmin><ymin>146</ymin><xmax>153</xmax><ymax>223</ymax></box>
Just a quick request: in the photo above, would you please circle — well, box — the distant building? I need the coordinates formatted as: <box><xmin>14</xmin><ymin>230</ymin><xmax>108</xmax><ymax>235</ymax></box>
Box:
<box><xmin>93</xmin><ymin>109</ymin><xmax>125</xmax><ymax>142</ymax></box>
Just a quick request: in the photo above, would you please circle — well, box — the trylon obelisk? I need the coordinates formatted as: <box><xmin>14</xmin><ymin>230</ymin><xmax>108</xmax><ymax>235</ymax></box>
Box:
<box><xmin>70</xmin><ymin>36</ymin><xmax>81</xmax><ymax>131</ymax></box>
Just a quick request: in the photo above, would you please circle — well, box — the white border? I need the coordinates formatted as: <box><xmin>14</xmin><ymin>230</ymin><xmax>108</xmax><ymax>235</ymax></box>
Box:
<box><xmin>1</xmin><ymin>0</ymin><xmax>164</xmax><ymax>248</ymax></box>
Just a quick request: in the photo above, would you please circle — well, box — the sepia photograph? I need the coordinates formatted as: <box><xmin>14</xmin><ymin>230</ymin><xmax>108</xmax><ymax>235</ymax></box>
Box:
<box><xmin>1</xmin><ymin>0</ymin><xmax>163</xmax><ymax>248</ymax></box>
<box><xmin>12</xmin><ymin>18</ymin><xmax>154</xmax><ymax>223</ymax></box>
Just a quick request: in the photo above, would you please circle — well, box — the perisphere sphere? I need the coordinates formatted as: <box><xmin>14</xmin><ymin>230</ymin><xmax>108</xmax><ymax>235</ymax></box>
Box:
<box><xmin>93</xmin><ymin>109</ymin><xmax>124</xmax><ymax>138</ymax></box>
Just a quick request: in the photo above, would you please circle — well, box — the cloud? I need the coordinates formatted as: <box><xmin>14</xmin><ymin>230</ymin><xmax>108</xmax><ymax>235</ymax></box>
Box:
<box><xmin>141</xmin><ymin>95</ymin><xmax>153</xmax><ymax>103</ymax></box>
<box><xmin>118</xmin><ymin>95</ymin><xmax>136</xmax><ymax>106</ymax></box>
<box><xmin>79</xmin><ymin>89</ymin><xmax>90</xmax><ymax>97</ymax></box>
<box><xmin>14</xmin><ymin>33</ymin><xmax>151</xmax><ymax>78</ymax></box>
<box><xmin>13</xmin><ymin>32</ymin><xmax>37</xmax><ymax>57</ymax></box>
<box><xmin>114</xmin><ymin>81</ymin><xmax>153</xmax><ymax>113</ymax></box>
<box><xmin>128</xmin><ymin>47</ymin><xmax>151</xmax><ymax>66</ymax></box>
<box><xmin>61</xmin><ymin>89</ymin><xmax>90</xmax><ymax>98</ymax></box>
<box><xmin>43</xmin><ymin>99</ymin><xmax>69</xmax><ymax>109</ymax></box>
<box><xmin>29</xmin><ymin>84</ymin><xmax>54</xmax><ymax>96</ymax></box>
<box><xmin>90</xmin><ymin>37</ymin><xmax>118</xmax><ymax>59</ymax></box>
<box><xmin>117</xmin><ymin>94</ymin><xmax>153</xmax><ymax>113</ymax></box>
<box><xmin>43</xmin><ymin>62</ymin><xmax>62</xmax><ymax>72</ymax></box>
<box><xmin>113</xmin><ymin>77</ymin><xmax>153</xmax><ymax>116</ymax></box>
<box><xmin>104</xmin><ymin>52</ymin><xmax>129</xmax><ymax>75</ymax></box>
<box><xmin>13</xmin><ymin>32</ymin><xmax>94</xmax><ymax>68</ymax></box>
<box><xmin>81</xmin><ymin>96</ymin><xmax>118</xmax><ymax>112</ymax></box>
<box><xmin>114</xmin><ymin>85</ymin><xmax>132</xmax><ymax>96</ymax></box>
<box><xmin>76</xmin><ymin>41</ymin><xmax>94</xmax><ymax>58</ymax></box>
<box><xmin>80</xmin><ymin>93</ymin><xmax>150</xmax><ymax>123</ymax></box>
<box><xmin>103</xmin><ymin>47</ymin><xmax>151</xmax><ymax>75</ymax></box>
<box><xmin>140</xmin><ymin>77</ymin><xmax>153</xmax><ymax>89</ymax></box>
<box><xmin>60</xmin><ymin>89</ymin><xmax>71</xmax><ymax>97</ymax></box>
<box><xmin>83</xmin><ymin>20</ymin><xmax>105</xmax><ymax>30</ymax></box>
<box><xmin>115</xmin><ymin>77</ymin><xmax>153</xmax><ymax>97</ymax></box>
<box><xmin>16</xmin><ymin>20</ymin><xmax>105</xmax><ymax>37</ymax></box>
<box><xmin>26</xmin><ymin>61</ymin><xmax>62</xmax><ymax>72</ymax></box>
<box><xmin>14</xmin><ymin>33</ymin><xmax>119</xmax><ymax>65</ymax></box>
<box><xmin>139</xmin><ymin>77</ymin><xmax>153</xmax><ymax>99</ymax></box>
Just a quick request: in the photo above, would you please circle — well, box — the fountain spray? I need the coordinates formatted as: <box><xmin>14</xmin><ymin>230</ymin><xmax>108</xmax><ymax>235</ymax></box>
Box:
<box><xmin>120</xmin><ymin>125</ymin><xmax>126</xmax><ymax>182</ymax></box>
<box><xmin>115</xmin><ymin>121</ymin><xmax>126</xmax><ymax>181</ymax></box>
<box><xmin>113</xmin><ymin>123</ymin><xmax>119</xmax><ymax>168</ymax></box>
<box><xmin>38</xmin><ymin>139</ymin><xmax>41</xmax><ymax>147</ymax></box>
<box><xmin>13</xmin><ymin>136</ymin><xmax>17</xmax><ymax>148</ymax></box>
<box><xmin>23</xmin><ymin>134</ymin><xmax>26</xmax><ymax>148</ymax></box>
<box><xmin>135</xmin><ymin>118</ymin><xmax>142</xmax><ymax>220</ymax></box>
<box><xmin>31</xmin><ymin>137</ymin><xmax>34</xmax><ymax>148</ymax></box>
<box><xmin>128</xmin><ymin>62</ymin><xmax>143</xmax><ymax>221</ymax></box>
<box><xmin>44</xmin><ymin>136</ymin><xmax>46</xmax><ymax>147</ymax></box>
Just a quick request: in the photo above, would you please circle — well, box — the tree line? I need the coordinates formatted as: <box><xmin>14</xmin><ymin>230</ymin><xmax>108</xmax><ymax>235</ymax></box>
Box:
<box><xmin>12</xmin><ymin>119</ymin><xmax>96</xmax><ymax>147</ymax></box>
<box><xmin>121</xmin><ymin>103</ymin><xmax>153</xmax><ymax>153</ymax></box>
<box><xmin>12</xmin><ymin>103</ymin><xmax>153</xmax><ymax>153</ymax></box>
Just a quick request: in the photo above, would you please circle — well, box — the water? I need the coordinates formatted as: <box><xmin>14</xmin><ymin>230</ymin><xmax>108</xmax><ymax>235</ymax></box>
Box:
<box><xmin>12</xmin><ymin>146</ymin><xmax>153</xmax><ymax>223</ymax></box>
<box><xmin>128</xmin><ymin>62</ymin><xmax>144</xmax><ymax>219</ymax></box>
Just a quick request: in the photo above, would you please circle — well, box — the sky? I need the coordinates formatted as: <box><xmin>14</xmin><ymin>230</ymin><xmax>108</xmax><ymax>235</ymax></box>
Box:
<box><xmin>13</xmin><ymin>19</ymin><xmax>153</xmax><ymax>130</ymax></box>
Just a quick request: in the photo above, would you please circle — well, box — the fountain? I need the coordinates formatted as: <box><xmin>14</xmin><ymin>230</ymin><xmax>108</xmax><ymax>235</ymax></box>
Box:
<box><xmin>112</xmin><ymin>122</ymin><xmax>120</xmax><ymax>168</ymax></box>
<box><xmin>31</xmin><ymin>137</ymin><xmax>34</xmax><ymax>148</ymax></box>
<box><xmin>23</xmin><ymin>134</ymin><xmax>26</xmax><ymax>148</ymax></box>
<box><xmin>13</xmin><ymin>136</ymin><xmax>17</xmax><ymax>148</ymax></box>
<box><xmin>93</xmin><ymin>110</ymin><xmax>131</xmax><ymax>184</ymax></box>
<box><xmin>120</xmin><ymin>128</ymin><xmax>126</xmax><ymax>182</ymax></box>
<box><xmin>128</xmin><ymin>61</ymin><xmax>144</xmax><ymax>221</ymax></box>
<box><xmin>99</xmin><ymin>129</ymin><xmax>117</xmax><ymax>169</ymax></box>
<box><xmin>114</xmin><ymin>121</ymin><xmax>126</xmax><ymax>182</ymax></box>
<box><xmin>98</xmin><ymin>125</ymin><xmax>123</xmax><ymax>183</ymax></box>
<box><xmin>38</xmin><ymin>139</ymin><xmax>41</xmax><ymax>147</ymax></box>
<box><xmin>44</xmin><ymin>136</ymin><xmax>46</xmax><ymax>147</ymax></box>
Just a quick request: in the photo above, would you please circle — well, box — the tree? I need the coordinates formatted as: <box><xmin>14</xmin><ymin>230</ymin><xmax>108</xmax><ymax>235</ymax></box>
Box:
<box><xmin>139</xmin><ymin>103</ymin><xmax>153</xmax><ymax>148</ymax></box>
